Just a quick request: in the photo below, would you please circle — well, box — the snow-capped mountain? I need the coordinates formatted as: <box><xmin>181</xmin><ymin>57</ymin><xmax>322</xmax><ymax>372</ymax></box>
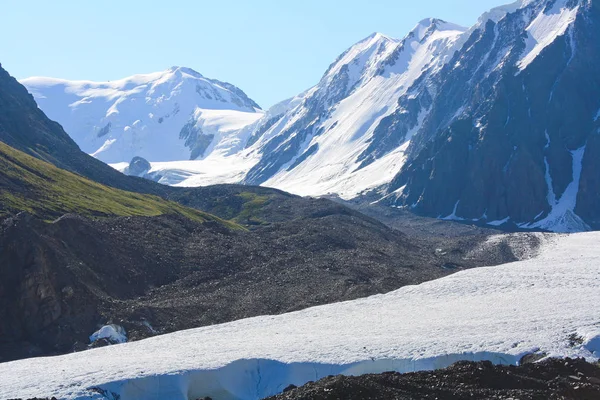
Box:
<box><xmin>21</xmin><ymin>20</ymin><xmax>466</xmax><ymax>198</ymax></box>
<box><xmin>21</xmin><ymin>67</ymin><xmax>263</xmax><ymax>163</ymax></box>
<box><xmin>21</xmin><ymin>0</ymin><xmax>600</xmax><ymax>232</ymax></box>
<box><xmin>1</xmin><ymin>231</ymin><xmax>599</xmax><ymax>399</ymax></box>
<box><xmin>242</xmin><ymin>20</ymin><xmax>466</xmax><ymax>197</ymax></box>
<box><xmin>386</xmin><ymin>0</ymin><xmax>599</xmax><ymax>232</ymax></box>
<box><xmin>175</xmin><ymin>19</ymin><xmax>466</xmax><ymax>198</ymax></box>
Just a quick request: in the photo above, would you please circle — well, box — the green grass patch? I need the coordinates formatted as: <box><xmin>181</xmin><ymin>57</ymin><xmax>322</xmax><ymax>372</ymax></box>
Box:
<box><xmin>233</xmin><ymin>192</ymin><xmax>270</xmax><ymax>225</ymax></box>
<box><xmin>0</xmin><ymin>141</ymin><xmax>241</xmax><ymax>229</ymax></box>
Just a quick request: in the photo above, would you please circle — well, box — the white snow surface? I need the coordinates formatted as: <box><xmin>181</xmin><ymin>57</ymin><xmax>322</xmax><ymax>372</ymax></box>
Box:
<box><xmin>21</xmin><ymin>67</ymin><xmax>263</xmax><ymax>163</ymax></box>
<box><xmin>1</xmin><ymin>232</ymin><xmax>599</xmax><ymax>400</ymax></box>
<box><xmin>517</xmin><ymin>0</ymin><xmax>580</xmax><ymax>70</ymax></box>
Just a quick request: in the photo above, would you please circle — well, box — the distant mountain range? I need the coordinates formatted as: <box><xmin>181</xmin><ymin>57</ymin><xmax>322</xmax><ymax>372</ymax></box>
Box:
<box><xmin>21</xmin><ymin>0</ymin><xmax>600</xmax><ymax>232</ymax></box>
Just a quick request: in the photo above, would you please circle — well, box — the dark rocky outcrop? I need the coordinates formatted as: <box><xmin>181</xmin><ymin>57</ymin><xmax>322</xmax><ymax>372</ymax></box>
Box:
<box><xmin>267</xmin><ymin>358</ymin><xmax>600</xmax><ymax>400</ymax></box>
<box><xmin>179</xmin><ymin>120</ymin><xmax>215</xmax><ymax>160</ymax></box>
<box><xmin>126</xmin><ymin>156</ymin><xmax>151</xmax><ymax>177</ymax></box>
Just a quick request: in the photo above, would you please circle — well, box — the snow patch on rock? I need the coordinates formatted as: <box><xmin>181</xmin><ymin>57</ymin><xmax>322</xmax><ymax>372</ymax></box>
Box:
<box><xmin>524</xmin><ymin>146</ymin><xmax>590</xmax><ymax>232</ymax></box>
<box><xmin>90</xmin><ymin>325</ymin><xmax>127</xmax><ymax>345</ymax></box>
<box><xmin>441</xmin><ymin>201</ymin><xmax>464</xmax><ymax>221</ymax></box>
<box><xmin>488</xmin><ymin>217</ymin><xmax>511</xmax><ymax>227</ymax></box>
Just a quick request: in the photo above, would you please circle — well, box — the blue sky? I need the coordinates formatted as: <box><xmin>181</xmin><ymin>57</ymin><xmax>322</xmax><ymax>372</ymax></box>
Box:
<box><xmin>1</xmin><ymin>0</ymin><xmax>506</xmax><ymax>108</ymax></box>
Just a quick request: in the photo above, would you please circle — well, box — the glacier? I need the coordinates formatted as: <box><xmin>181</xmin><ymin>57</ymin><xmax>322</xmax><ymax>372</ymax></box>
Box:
<box><xmin>0</xmin><ymin>231</ymin><xmax>598</xmax><ymax>399</ymax></box>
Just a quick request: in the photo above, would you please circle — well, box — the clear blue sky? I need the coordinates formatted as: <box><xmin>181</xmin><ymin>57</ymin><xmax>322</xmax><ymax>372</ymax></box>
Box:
<box><xmin>1</xmin><ymin>0</ymin><xmax>506</xmax><ymax>108</ymax></box>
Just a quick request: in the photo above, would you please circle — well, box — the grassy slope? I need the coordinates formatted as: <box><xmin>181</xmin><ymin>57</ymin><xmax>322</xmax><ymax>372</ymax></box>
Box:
<box><xmin>0</xmin><ymin>141</ymin><xmax>240</xmax><ymax>228</ymax></box>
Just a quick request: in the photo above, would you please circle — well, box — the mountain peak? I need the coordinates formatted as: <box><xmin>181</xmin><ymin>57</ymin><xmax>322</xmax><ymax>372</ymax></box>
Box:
<box><xmin>363</xmin><ymin>32</ymin><xmax>397</xmax><ymax>43</ymax></box>
<box><xmin>319</xmin><ymin>31</ymin><xmax>400</xmax><ymax>83</ymax></box>
<box><xmin>410</xmin><ymin>18</ymin><xmax>467</xmax><ymax>41</ymax></box>
<box><xmin>417</xmin><ymin>17</ymin><xmax>441</xmax><ymax>27</ymax></box>
<box><xmin>21</xmin><ymin>65</ymin><xmax>263</xmax><ymax>163</ymax></box>
<box><xmin>167</xmin><ymin>66</ymin><xmax>204</xmax><ymax>78</ymax></box>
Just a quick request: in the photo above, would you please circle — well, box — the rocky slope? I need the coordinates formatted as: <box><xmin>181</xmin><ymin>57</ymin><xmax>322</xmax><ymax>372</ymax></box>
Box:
<box><xmin>0</xmin><ymin>204</ymin><xmax>513</xmax><ymax>362</ymax></box>
<box><xmin>0</xmin><ymin>141</ymin><xmax>232</xmax><ymax>225</ymax></box>
<box><xmin>267</xmin><ymin>358</ymin><xmax>600</xmax><ymax>400</ymax></box>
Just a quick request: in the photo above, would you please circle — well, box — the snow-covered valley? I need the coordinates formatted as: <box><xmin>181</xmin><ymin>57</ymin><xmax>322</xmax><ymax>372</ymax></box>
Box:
<box><xmin>1</xmin><ymin>231</ymin><xmax>598</xmax><ymax>400</ymax></box>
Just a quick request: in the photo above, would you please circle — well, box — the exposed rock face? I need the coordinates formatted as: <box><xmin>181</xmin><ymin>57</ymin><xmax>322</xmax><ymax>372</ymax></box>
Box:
<box><xmin>387</xmin><ymin>0</ymin><xmax>600</xmax><ymax>232</ymax></box>
<box><xmin>0</xmin><ymin>213</ymin><xmax>97</xmax><ymax>360</ymax></box>
<box><xmin>179</xmin><ymin>120</ymin><xmax>215</xmax><ymax>160</ymax></box>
